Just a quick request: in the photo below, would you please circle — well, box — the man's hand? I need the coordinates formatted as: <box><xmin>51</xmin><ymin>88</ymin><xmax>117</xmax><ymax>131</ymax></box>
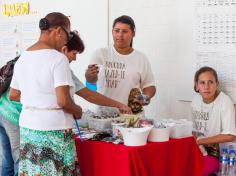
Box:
<box><xmin>135</xmin><ymin>94</ymin><xmax>150</xmax><ymax>105</ymax></box>
<box><xmin>117</xmin><ymin>103</ymin><xmax>132</xmax><ymax>114</ymax></box>
<box><xmin>85</xmin><ymin>64</ymin><xmax>99</xmax><ymax>83</ymax></box>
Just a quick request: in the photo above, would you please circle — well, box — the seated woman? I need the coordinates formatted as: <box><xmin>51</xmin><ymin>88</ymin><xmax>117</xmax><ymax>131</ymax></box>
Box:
<box><xmin>191</xmin><ymin>66</ymin><xmax>236</xmax><ymax>176</ymax></box>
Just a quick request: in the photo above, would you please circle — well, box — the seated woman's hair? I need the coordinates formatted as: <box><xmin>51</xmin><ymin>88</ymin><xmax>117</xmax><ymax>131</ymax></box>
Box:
<box><xmin>194</xmin><ymin>66</ymin><xmax>218</xmax><ymax>92</ymax></box>
<box><xmin>66</xmin><ymin>31</ymin><xmax>85</xmax><ymax>53</ymax></box>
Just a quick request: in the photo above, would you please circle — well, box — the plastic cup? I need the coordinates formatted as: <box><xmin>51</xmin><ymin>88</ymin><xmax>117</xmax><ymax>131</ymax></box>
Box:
<box><xmin>112</xmin><ymin>122</ymin><xmax>126</xmax><ymax>138</ymax></box>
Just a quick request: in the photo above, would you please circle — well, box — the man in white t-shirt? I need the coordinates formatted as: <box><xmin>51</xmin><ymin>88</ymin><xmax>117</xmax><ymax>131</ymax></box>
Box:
<box><xmin>62</xmin><ymin>31</ymin><xmax>131</xmax><ymax>114</ymax></box>
<box><xmin>86</xmin><ymin>15</ymin><xmax>156</xmax><ymax>111</ymax></box>
<box><xmin>87</xmin><ymin>46</ymin><xmax>155</xmax><ymax>105</ymax></box>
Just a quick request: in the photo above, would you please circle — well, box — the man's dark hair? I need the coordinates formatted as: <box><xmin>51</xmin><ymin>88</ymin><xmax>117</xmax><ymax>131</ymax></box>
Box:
<box><xmin>112</xmin><ymin>15</ymin><xmax>136</xmax><ymax>47</ymax></box>
<box><xmin>112</xmin><ymin>15</ymin><xmax>135</xmax><ymax>32</ymax></box>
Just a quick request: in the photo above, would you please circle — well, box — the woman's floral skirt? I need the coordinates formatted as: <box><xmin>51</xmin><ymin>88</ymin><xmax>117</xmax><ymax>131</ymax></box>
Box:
<box><xmin>19</xmin><ymin>127</ymin><xmax>78</xmax><ymax>176</ymax></box>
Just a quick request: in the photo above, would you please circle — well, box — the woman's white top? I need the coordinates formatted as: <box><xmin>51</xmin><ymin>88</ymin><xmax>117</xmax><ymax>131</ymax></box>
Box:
<box><xmin>191</xmin><ymin>91</ymin><xmax>236</xmax><ymax>137</ymax></box>
<box><xmin>11</xmin><ymin>49</ymin><xmax>75</xmax><ymax>130</ymax></box>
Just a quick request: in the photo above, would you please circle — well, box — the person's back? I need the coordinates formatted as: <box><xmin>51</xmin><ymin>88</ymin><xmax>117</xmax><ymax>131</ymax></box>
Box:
<box><xmin>13</xmin><ymin>49</ymin><xmax>74</xmax><ymax>130</ymax></box>
<box><xmin>15</xmin><ymin>50</ymin><xmax>70</xmax><ymax>107</ymax></box>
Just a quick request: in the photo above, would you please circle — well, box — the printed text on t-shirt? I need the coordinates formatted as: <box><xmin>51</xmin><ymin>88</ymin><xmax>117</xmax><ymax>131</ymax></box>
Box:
<box><xmin>105</xmin><ymin>61</ymin><xmax>125</xmax><ymax>88</ymax></box>
<box><xmin>192</xmin><ymin>110</ymin><xmax>209</xmax><ymax>133</ymax></box>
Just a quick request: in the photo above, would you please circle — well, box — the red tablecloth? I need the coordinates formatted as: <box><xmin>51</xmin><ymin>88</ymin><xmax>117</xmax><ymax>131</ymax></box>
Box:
<box><xmin>75</xmin><ymin>136</ymin><xmax>203</xmax><ymax>176</ymax></box>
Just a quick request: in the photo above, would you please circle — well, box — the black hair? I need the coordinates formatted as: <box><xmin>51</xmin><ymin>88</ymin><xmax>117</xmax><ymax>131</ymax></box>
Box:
<box><xmin>66</xmin><ymin>31</ymin><xmax>85</xmax><ymax>53</ymax></box>
<box><xmin>194</xmin><ymin>66</ymin><xmax>219</xmax><ymax>92</ymax></box>
<box><xmin>112</xmin><ymin>15</ymin><xmax>135</xmax><ymax>32</ymax></box>
<box><xmin>39</xmin><ymin>12</ymin><xmax>70</xmax><ymax>31</ymax></box>
<box><xmin>112</xmin><ymin>15</ymin><xmax>135</xmax><ymax>47</ymax></box>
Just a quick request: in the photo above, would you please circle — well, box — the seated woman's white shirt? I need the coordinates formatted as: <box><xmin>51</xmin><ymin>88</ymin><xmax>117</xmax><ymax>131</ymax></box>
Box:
<box><xmin>191</xmin><ymin>91</ymin><xmax>236</xmax><ymax>137</ymax></box>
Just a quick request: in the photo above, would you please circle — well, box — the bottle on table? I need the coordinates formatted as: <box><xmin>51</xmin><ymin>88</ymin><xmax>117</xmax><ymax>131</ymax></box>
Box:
<box><xmin>228</xmin><ymin>149</ymin><xmax>235</xmax><ymax>176</ymax></box>
<box><xmin>219</xmin><ymin>148</ymin><xmax>229</xmax><ymax>176</ymax></box>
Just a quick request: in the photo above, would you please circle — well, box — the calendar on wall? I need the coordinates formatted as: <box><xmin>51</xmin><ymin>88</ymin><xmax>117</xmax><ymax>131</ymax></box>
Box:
<box><xmin>194</xmin><ymin>0</ymin><xmax>236</xmax><ymax>102</ymax></box>
<box><xmin>177</xmin><ymin>0</ymin><xmax>236</xmax><ymax>103</ymax></box>
<box><xmin>196</xmin><ymin>14</ymin><xmax>236</xmax><ymax>46</ymax></box>
<box><xmin>195</xmin><ymin>0</ymin><xmax>236</xmax><ymax>7</ymax></box>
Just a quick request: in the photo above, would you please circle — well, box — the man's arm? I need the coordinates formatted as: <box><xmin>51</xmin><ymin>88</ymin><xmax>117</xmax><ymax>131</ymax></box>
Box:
<box><xmin>140</xmin><ymin>86</ymin><xmax>156</xmax><ymax>105</ymax></box>
<box><xmin>77</xmin><ymin>87</ymin><xmax>131</xmax><ymax>114</ymax></box>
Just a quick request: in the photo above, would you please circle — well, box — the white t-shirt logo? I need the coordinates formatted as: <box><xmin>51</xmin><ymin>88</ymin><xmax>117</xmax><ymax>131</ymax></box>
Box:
<box><xmin>193</xmin><ymin>110</ymin><xmax>209</xmax><ymax>133</ymax></box>
<box><xmin>104</xmin><ymin>61</ymin><xmax>125</xmax><ymax>88</ymax></box>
